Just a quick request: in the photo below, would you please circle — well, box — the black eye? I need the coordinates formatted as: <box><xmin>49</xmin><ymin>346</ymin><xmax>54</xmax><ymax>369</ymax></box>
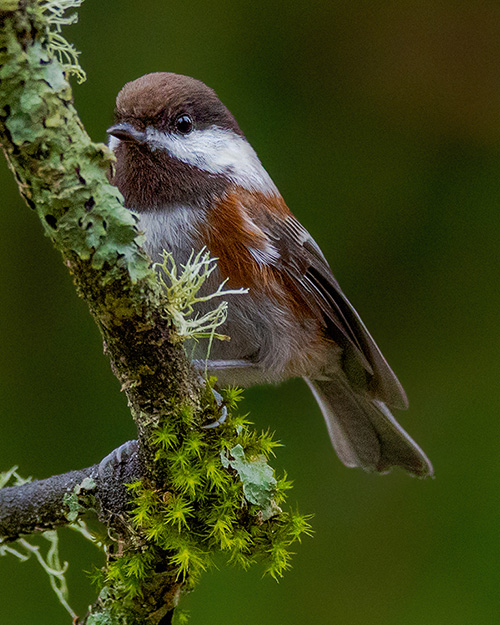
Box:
<box><xmin>175</xmin><ymin>114</ymin><xmax>193</xmax><ymax>135</ymax></box>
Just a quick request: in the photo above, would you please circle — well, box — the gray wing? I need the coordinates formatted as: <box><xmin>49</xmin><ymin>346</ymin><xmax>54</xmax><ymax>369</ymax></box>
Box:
<box><xmin>260</xmin><ymin>214</ymin><xmax>408</xmax><ymax>410</ymax></box>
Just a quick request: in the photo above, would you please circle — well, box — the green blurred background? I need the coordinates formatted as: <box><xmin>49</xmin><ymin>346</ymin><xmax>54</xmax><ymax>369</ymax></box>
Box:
<box><xmin>1</xmin><ymin>1</ymin><xmax>500</xmax><ymax>623</ymax></box>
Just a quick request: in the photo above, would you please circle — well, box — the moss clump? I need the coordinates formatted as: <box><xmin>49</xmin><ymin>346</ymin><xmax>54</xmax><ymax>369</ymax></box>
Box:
<box><xmin>96</xmin><ymin>381</ymin><xmax>312</xmax><ymax>607</ymax></box>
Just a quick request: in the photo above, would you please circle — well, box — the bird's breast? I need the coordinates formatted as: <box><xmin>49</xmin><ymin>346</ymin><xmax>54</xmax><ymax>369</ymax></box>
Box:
<box><xmin>137</xmin><ymin>204</ymin><xmax>205</xmax><ymax>265</ymax></box>
<box><xmin>135</xmin><ymin>203</ymin><xmax>328</xmax><ymax>381</ymax></box>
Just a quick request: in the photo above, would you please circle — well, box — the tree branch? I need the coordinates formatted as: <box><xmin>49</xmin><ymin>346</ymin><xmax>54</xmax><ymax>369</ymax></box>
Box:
<box><xmin>0</xmin><ymin>2</ymin><xmax>311</xmax><ymax>623</ymax></box>
<box><xmin>0</xmin><ymin>2</ymin><xmax>204</xmax><ymax>619</ymax></box>
<box><xmin>0</xmin><ymin>0</ymin><xmax>201</xmax><ymax>478</ymax></box>
<box><xmin>0</xmin><ymin>441</ymin><xmax>140</xmax><ymax>542</ymax></box>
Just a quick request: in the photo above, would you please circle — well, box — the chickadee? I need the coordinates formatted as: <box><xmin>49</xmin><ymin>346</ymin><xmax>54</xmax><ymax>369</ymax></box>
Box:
<box><xmin>107</xmin><ymin>72</ymin><xmax>433</xmax><ymax>478</ymax></box>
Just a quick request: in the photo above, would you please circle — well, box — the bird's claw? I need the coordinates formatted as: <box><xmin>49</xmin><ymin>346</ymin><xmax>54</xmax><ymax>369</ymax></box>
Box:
<box><xmin>201</xmin><ymin>387</ymin><xmax>228</xmax><ymax>429</ymax></box>
<box><xmin>98</xmin><ymin>440</ymin><xmax>138</xmax><ymax>480</ymax></box>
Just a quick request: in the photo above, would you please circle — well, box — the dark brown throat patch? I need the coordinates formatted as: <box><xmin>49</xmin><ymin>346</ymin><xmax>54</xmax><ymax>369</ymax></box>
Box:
<box><xmin>111</xmin><ymin>140</ymin><xmax>229</xmax><ymax>211</ymax></box>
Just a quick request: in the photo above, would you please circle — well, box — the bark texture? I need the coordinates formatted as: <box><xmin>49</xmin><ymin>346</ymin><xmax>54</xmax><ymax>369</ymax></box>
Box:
<box><xmin>0</xmin><ymin>1</ymin><xmax>201</xmax><ymax>621</ymax></box>
<box><xmin>0</xmin><ymin>4</ymin><xmax>307</xmax><ymax>624</ymax></box>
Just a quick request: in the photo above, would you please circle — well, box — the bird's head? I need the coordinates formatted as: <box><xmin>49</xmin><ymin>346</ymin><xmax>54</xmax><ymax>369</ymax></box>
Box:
<box><xmin>107</xmin><ymin>72</ymin><xmax>276</xmax><ymax>211</ymax></box>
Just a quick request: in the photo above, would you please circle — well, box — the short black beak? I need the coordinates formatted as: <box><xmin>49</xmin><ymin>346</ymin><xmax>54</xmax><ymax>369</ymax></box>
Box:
<box><xmin>107</xmin><ymin>123</ymin><xmax>146</xmax><ymax>143</ymax></box>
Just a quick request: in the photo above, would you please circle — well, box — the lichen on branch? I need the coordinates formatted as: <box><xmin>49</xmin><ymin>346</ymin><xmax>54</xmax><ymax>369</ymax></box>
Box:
<box><xmin>155</xmin><ymin>247</ymin><xmax>248</xmax><ymax>341</ymax></box>
<box><xmin>0</xmin><ymin>2</ymin><xmax>313</xmax><ymax>623</ymax></box>
<box><xmin>0</xmin><ymin>0</ymin><xmax>153</xmax><ymax>295</ymax></box>
<box><xmin>41</xmin><ymin>0</ymin><xmax>86</xmax><ymax>83</ymax></box>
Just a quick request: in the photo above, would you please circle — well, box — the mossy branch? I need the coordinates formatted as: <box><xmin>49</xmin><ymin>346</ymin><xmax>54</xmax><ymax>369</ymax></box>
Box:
<box><xmin>0</xmin><ymin>2</ymin><xmax>311</xmax><ymax>623</ymax></box>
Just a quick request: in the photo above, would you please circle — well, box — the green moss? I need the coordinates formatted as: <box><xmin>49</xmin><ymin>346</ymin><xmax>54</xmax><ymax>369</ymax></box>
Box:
<box><xmin>0</xmin><ymin>3</ymin><xmax>313</xmax><ymax>621</ymax></box>
<box><xmin>99</xmin><ymin>382</ymin><xmax>312</xmax><ymax>608</ymax></box>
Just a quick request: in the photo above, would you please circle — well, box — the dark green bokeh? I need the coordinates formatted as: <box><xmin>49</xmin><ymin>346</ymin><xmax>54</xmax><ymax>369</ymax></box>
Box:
<box><xmin>1</xmin><ymin>1</ymin><xmax>499</xmax><ymax>623</ymax></box>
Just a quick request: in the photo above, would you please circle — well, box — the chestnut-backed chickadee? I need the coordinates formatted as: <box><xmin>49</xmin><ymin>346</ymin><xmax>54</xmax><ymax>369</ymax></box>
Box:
<box><xmin>107</xmin><ymin>72</ymin><xmax>433</xmax><ymax>478</ymax></box>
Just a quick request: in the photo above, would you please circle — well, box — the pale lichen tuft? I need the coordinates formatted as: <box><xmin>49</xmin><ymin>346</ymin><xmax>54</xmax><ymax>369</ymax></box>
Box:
<box><xmin>40</xmin><ymin>0</ymin><xmax>86</xmax><ymax>83</ymax></box>
<box><xmin>155</xmin><ymin>247</ymin><xmax>248</xmax><ymax>342</ymax></box>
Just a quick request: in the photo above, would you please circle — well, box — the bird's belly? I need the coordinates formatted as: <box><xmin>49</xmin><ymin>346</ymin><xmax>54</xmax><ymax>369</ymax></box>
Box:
<box><xmin>187</xmin><ymin>285</ymin><xmax>328</xmax><ymax>385</ymax></box>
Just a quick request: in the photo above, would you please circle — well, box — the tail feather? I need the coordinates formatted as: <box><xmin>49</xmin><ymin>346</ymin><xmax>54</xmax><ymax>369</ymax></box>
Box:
<box><xmin>305</xmin><ymin>376</ymin><xmax>433</xmax><ymax>478</ymax></box>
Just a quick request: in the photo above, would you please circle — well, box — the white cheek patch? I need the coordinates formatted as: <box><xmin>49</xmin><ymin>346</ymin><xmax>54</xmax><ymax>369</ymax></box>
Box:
<box><xmin>146</xmin><ymin>126</ymin><xmax>278</xmax><ymax>195</ymax></box>
<box><xmin>108</xmin><ymin>135</ymin><xmax>121</xmax><ymax>153</ymax></box>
